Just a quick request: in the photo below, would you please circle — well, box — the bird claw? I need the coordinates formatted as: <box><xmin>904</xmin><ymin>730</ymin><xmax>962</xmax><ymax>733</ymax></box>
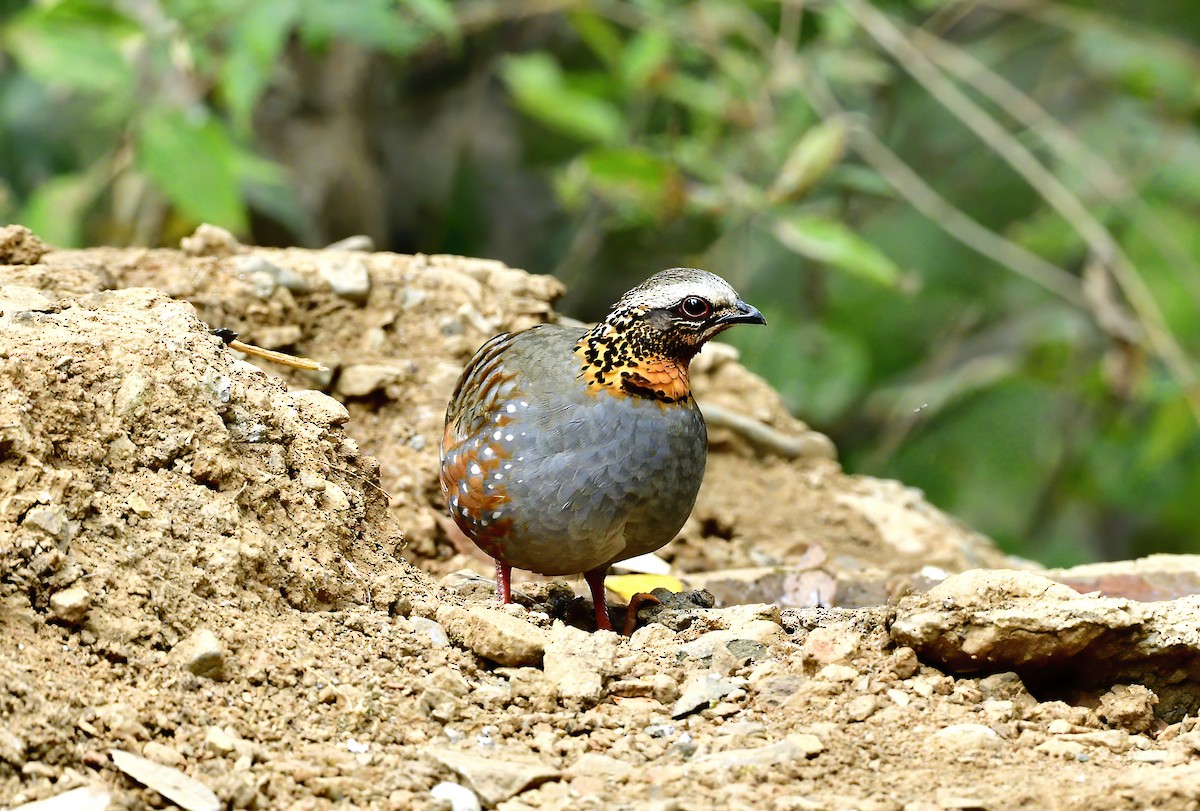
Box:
<box><xmin>621</xmin><ymin>591</ymin><xmax>664</xmax><ymax>636</ymax></box>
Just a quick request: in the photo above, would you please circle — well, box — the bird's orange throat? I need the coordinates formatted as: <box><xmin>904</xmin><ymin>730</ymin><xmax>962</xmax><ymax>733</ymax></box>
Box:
<box><xmin>575</xmin><ymin>326</ymin><xmax>693</xmax><ymax>404</ymax></box>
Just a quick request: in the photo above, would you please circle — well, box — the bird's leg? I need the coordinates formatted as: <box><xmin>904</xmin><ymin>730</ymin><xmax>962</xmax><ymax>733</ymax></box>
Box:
<box><xmin>584</xmin><ymin>566</ymin><xmax>612</xmax><ymax>631</ymax></box>
<box><xmin>495</xmin><ymin>560</ymin><xmax>513</xmax><ymax>605</ymax></box>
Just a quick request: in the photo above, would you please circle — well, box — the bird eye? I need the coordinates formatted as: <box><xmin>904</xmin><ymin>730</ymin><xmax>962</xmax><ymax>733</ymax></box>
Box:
<box><xmin>678</xmin><ymin>296</ymin><xmax>711</xmax><ymax>319</ymax></box>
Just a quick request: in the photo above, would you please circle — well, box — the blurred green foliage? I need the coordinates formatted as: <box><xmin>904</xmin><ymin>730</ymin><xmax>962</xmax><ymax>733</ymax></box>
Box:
<box><xmin>2</xmin><ymin>0</ymin><xmax>1199</xmax><ymax>565</ymax></box>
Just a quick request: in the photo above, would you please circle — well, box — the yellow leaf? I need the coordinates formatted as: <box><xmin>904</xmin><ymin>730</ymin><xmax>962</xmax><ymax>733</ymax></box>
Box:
<box><xmin>605</xmin><ymin>574</ymin><xmax>683</xmax><ymax>601</ymax></box>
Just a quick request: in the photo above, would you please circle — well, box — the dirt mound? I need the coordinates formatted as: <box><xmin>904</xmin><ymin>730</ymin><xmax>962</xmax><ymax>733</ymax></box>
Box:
<box><xmin>14</xmin><ymin>225</ymin><xmax>1009</xmax><ymax>606</ymax></box>
<box><xmin>4</xmin><ymin>224</ymin><xmax>1200</xmax><ymax>810</ymax></box>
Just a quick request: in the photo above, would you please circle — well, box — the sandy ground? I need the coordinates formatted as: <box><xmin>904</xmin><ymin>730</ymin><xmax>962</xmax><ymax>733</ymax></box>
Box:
<box><xmin>2</xmin><ymin>224</ymin><xmax>1199</xmax><ymax>811</ymax></box>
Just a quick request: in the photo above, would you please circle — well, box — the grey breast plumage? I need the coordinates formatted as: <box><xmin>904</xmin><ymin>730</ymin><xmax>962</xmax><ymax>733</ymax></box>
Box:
<box><xmin>440</xmin><ymin>324</ymin><xmax>707</xmax><ymax>576</ymax></box>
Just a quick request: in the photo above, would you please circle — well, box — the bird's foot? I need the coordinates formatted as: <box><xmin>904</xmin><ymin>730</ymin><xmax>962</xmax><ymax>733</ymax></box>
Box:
<box><xmin>621</xmin><ymin>591</ymin><xmax>664</xmax><ymax>636</ymax></box>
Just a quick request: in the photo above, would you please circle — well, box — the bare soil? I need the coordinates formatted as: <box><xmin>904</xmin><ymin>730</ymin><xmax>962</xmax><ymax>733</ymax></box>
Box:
<box><xmin>2</xmin><ymin>224</ymin><xmax>1199</xmax><ymax>811</ymax></box>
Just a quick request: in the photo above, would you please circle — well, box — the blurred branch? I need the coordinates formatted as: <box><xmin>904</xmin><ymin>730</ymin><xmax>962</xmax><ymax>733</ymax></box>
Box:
<box><xmin>805</xmin><ymin>78</ymin><xmax>1086</xmax><ymax>307</ymax></box>
<box><xmin>908</xmin><ymin>25</ymin><xmax>1200</xmax><ymax>307</ymax></box>
<box><xmin>840</xmin><ymin>0</ymin><xmax>1200</xmax><ymax>421</ymax></box>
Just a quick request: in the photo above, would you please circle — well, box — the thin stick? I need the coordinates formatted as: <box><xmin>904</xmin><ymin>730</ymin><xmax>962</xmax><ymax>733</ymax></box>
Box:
<box><xmin>841</xmin><ymin>0</ymin><xmax>1200</xmax><ymax>419</ymax></box>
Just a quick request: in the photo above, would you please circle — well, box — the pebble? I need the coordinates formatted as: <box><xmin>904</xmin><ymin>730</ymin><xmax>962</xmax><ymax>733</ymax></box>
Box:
<box><xmin>320</xmin><ymin>483</ymin><xmax>350</xmax><ymax>511</ymax></box>
<box><xmin>335</xmin><ymin>363</ymin><xmax>407</xmax><ymax>398</ymax></box>
<box><xmin>803</xmin><ymin>624</ymin><xmax>862</xmax><ymax>664</ymax></box>
<box><xmin>430</xmin><ymin>781</ymin><xmax>481</xmax><ymax>811</ymax></box>
<box><xmin>1035</xmin><ymin>739</ymin><xmax>1086</xmax><ymax>758</ymax></box>
<box><xmin>49</xmin><ymin>586</ymin><xmax>91</xmax><ymax>625</ymax></box>
<box><xmin>671</xmin><ymin>673</ymin><xmax>741</xmax><ymax>718</ymax></box>
<box><xmin>326</xmin><ymin>235</ymin><xmax>375</xmax><ymax>252</ymax></box>
<box><xmin>890</xmin><ymin>647</ymin><xmax>920</xmax><ymax>679</ymax></box>
<box><xmin>411</xmin><ymin>617</ymin><xmax>450</xmax><ymax>648</ymax></box>
<box><xmin>205</xmin><ymin>726</ymin><xmax>238</xmax><ymax>756</ymax></box>
<box><xmin>543</xmin><ymin>624</ymin><xmax>616</xmax><ymax>703</ymax></box>
<box><xmin>142</xmin><ymin>741</ymin><xmax>185</xmax><ymax>767</ymax></box>
<box><xmin>9</xmin><ymin>785</ymin><xmax>111</xmax><ymax>811</ymax></box>
<box><xmin>319</xmin><ymin>256</ymin><xmax>371</xmax><ymax>302</ymax></box>
<box><xmin>815</xmin><ymin>664</ymin><xmax>858</xmax><ymax>683</ymax></box>
<box><xmin>930</xmin><ymin>724</ymin><xmax>1002</xmax><ymax>752</ymax></box>
<box><xmin>22</xmin><ymin>505</ymin><xmax>71</xmax><ymax>542</ymax></box>
<box><xmin>690</xmin><ymin>733</ymin><xmax>823</xmax><ymax>771</ymax></box>
<box><xmin>171</xmin><ymin>628</ymin><xmax>226</xmax><ymax>679</ymax></box>
<box><xmin>566</xmin><ymin>753</ymin><xmax>634</xmax><ymax>777</ymax></box>
<box><xmin>180</xmin><ymin>224</ymin><xmax>241</xmax><ymax>257</ymax></box>
<box><xmin>435</xmin><ymin>605</ymin><xmax>545</xmax><ymax>667</ymax></box>
<box><xmin>428</xmin><ymin>749</ymin><xmax>559</xmax><ymax>807</ymax></box>
<box><xmin>288</xmin><ymin>390</ymin><xmax>351</xmax><ymax>426</ymax></box>
<box><xmin>847</xmin><ymin>695</ymin><xmax>879</xmax><ymax>722</ymax></box>
<box><xmin>0</xmin><ymin>285</ymin><xmax>53</xmax><ymax>314</ymax></box>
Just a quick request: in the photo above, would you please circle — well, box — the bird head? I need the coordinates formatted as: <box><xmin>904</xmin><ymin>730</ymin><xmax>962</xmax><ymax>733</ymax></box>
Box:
<box><xmin>605</xmin><ymin>267</ymin><xmax>766</xmax><ymax>360</ymax></box>
<box><xmin>577</xmin><ymin>268</ymin><xmax>765</xmax><ymax>402</ymax></box>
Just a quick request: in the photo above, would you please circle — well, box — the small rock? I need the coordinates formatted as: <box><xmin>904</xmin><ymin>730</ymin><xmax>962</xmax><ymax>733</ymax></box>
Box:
<box><xmin>803</xmin><ymin>625</ymin><xmax>862</xmax><ymax>664</ymax></box>
<box><xmin>142</xmin><ymin>741</ymin><xmax>185</xmax><ymax>768</ymax></box>
<box><xmin>428</xmin><ymin>749</ymin><xmax>558</xmax><ymax>807</ymax></box>
<box><xmin>691</xmin><ymin>733</ymin><xmax>823</xmax><ymax>771</ymax></box>
<box><xmin>890</xmin><ymin>647</ymin><xmax>920</xmax><ymax>679</ymax></box>
<box><xmin>127</xmin><ymin>494</ymin><xmax>153</xmax><ymax>518</ymax></box>
<box><xmin>180</xmin><ymin>224</ymin><xmax>241</xmax><ymax>257</ymax></box>
<box><xmin>930</xmin><ymin>724</ymin><xmax>1002</xmax><ymax>752</ymax></box>
<box><xmin>815</xmin><ymin>664</ymin><xmax>858</xmax><ymax>682</ymax></box>
<box><xmin>1035</xmin><ymin>739</ymin><xmax>1086</xmax><ymax>759</ymax></box>
<box><xmin>231</xmin><ymin>255</ymin><xmax>312</xmax><ymax>293</ymax></box>
<box><xmin>326</xmin><ymin>235</ymin><xmax>375</xmax><ymax>252</ymax></box>
<box><xmin>0</xmin><ymin>729</ymin><xmax>28</xmax><ymax>767</ymax></box>
<box><xmin>288</xmin><ymin>390</ymin><xmax>351</xmax><ymax>426</ymax></box>
<box><xmin>204</xmin><ymin>726</ymin><xmax>237</xmax><ymax>756</ymax></box>
<box><xmin>321</xmin><ymin>483</ymin><xmax>350</xmax><ymax>511</ymax></box>
<box><xmin>319</xmin><ymin>256</ymin><xmax>371</xmax><ymax>302</ymax></box>
<box><xmin>336</xmin><ymin>364</ymin><xmax>407</xmax><ymax>398</ymax></box>
<box><xmin>1128</xmin><ymin>749</ymin><xmax>1169</xmax><ymax>763</ymax></box>
<box><xmin>0</xmin><ymin>285</ymin><xmax>53</xmax><ymax>313</ymax></box>
<box><xmin>430</xmin><ymin>781</ymin><xmax>481</xmax><ymax>811</ymax></box>
<box><xmin>846</xmin><ymin>695</ymin><xmax>878</xmax><ymax>722</ymax></box>
<box><xmin>566</xmin><ymin>753</ymin><xmax>634</xmax><ymax>777</ymax></box>
<box><xmin>1098</xmin><ymin>684</ymin><xmax>1158</xmax><ymax>734</ymax></box>
<box><xmin>436</xmin><ymin>605</ymin><xmax>545</xmax><ymax>667</ymax></box>
<box><xmin>9</xmin><ymin>784</ymin><xmax>111</xmax><ymax>811</ymax></box>
<box><xmin>49</xmin><ymin>586</ymin><xmax>91</xmax><ymax>625</ymax></box>
<box><xmin>172</xmin><ymin>628</ymin><xmax>226</xmax><ymax>679</ymax></box>
<box><xmin>411</xmin><ymin>617</ymin><xmax>450</xmax><ymax>648</ymax></box>
<box><xmin>543</xmin><ymin>624</ymin><xmax>617</xmax><ymax>703</ymax></box>
<box><xmin>672</xmin><ymin>673</ymin><xmax>740</xmax><ymax>718</ymax></box>
<box><xmin>22</xmin><ymin>505</ymin><xmax>71</xmax><ymax>542</ymax></box>
<box><xmin>752</xmin><ymin>675</ymin><xmax>807</xmax><ymax>708</ymax></box>
<box><xmin>0</xmin><ymin>224</ymin><xmax>49</xmax><ymax>264</ymax></box>
<box><xmin>1047</xmin><ymin>719</ymin><xmax>1073</xmax><ymax>735</ymax></box>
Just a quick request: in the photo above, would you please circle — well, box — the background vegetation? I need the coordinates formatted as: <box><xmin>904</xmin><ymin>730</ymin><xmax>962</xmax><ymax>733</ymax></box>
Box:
<box><xmin>2</xmin><ymin>0</ymin><xmax>1198</xmax><ymax>566</ymax></box>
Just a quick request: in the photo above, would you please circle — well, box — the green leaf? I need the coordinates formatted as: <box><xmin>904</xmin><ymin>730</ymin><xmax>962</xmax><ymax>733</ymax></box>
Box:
<box><xmin>574</xmin><ymin>148</ymin><xmax>678</xmax><ymax>224</ymax></box>
<box><xmin>500</xmin><ymin>54</ymin><xmax>622</xmax><ymax>144</ymax></box>
<box><xmin>137</xmin><ymin>108</ymin><xmax>247</xmax><ymax>232</ymax></box>
<box><xmin>570</xmin><ymin>12</ymin><xmax>624</xmax><ymax>68</ymax></box>
<box><xmin>6</xmin><ymin>16</ymin><xmax>135</xmax><ymax>96</ymax></box>
<box><xmin>219</xmin><ymin>0</ymin><xmax>298</xmax><ymax>134</ymax></box>
<box><xmin>403</xmin><ymin>0</ymin><xmax>458</xmax><ymax>38</ymax></box>
<box><xmin>770</xmin><ymin>118</ymin><xmax>848</xmax><ymax>202</ymax></box>
<box><xmin>772</xmin><ymin>214</ymin><xmax>902</xmax><ymax>287</ymax></box>
<box><xmin>297</xmin><ymin>0</ymin><xmax>426</xmax><ymax>53</ymax></box>
<box><xmin>619</xmin><ymin>29</ymin><xmax>672</xmax><ymax>90</ymax></box>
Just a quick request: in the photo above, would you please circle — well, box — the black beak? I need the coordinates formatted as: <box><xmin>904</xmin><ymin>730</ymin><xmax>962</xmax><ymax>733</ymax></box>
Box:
<box><xmin>716</xmin><ymin>300</ymin><xmax>766</xmax><ymax>327</ymax></box>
